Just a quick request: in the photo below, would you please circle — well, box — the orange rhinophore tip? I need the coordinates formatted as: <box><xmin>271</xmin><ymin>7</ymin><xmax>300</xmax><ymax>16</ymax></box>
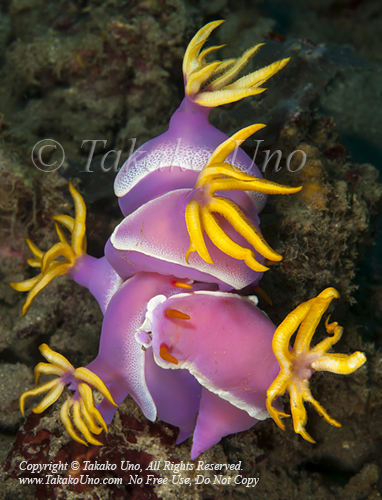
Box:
<box><xmin>159</xmin><ymin>344</ymin><xmax>179</xmax><ymax>365</ymax></box>
<box><xmin>165</xmin><ymin>309</ymin><xmax>191</xmax><ymax>320</ymax></box>
<box><xmin>172</xmin><ymin>281</ymin><xmax>193</xmax><ymax>289</ymax></box>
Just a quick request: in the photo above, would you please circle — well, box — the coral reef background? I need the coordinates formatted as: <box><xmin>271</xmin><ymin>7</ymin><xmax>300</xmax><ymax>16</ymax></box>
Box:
<box><xmin>0</xmin><ymin>0</ymin><xmax>381</xmax><ymax>498</ymax></box>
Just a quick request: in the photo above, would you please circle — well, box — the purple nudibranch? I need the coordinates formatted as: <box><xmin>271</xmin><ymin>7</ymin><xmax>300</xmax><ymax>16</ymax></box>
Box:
<box><xmin>12</xmin><ymin>21</ymin><xmax>366</xmax><ymax>457</ymax></box>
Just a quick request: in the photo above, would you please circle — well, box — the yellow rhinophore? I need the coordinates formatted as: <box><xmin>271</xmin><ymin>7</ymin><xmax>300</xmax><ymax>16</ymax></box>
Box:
<box><xmin>266</xmin><ymin>288</ymin><xmax>367</xmax><ymax>442</ymax></box>
<box><xmin>185</xmin><ymin>124</ymin><xmax>302</xmax><ymax>271</ymax></box>
<box><xmin>9</xmin><ymin>182</ymin><xmax>86</xmax><ymax>316</ymax></box>
<box><xmin>20</xmin><ymin>344</ymin><xmax>117</xmax><ymax>446</ymax></box>
<box><xmin>183</xmin><ymin>20</ymin><xmax>290</xmax><ymax>107</ymax></box>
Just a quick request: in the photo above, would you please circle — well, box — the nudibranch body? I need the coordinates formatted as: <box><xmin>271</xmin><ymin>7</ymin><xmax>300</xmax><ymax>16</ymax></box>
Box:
<box><xmin>139</xmin><ymin>288</ymin><xmax>365</xmax><ymax>456</ymax></box>
<box><xmin>106</xmin><ymin>125</ymin><xmax>300</xmax><ymax>290</ymax></box>
<box><xmin>110</xmin><ymin>21</ymin><xmax>295</xmax><ymax>289</ymax></box>
<box><xmin>114</xmin><ymin>20</ymin><xmax>289</xmax><ymax>218</ymax></box>
<box><xmin>11</xmin><ymin>21</ymin><xmax>366</xmax><ymax>458</ymax></box>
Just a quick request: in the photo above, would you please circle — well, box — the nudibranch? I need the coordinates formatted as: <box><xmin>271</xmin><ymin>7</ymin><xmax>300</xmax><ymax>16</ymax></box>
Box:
<box><xmin>11</xmin><ymin>21</ymin><xmax>366</xmax><ymax>458</ymax></box>
<box><xmin>106</xmin><ymin>125</ymin><xmax>301</xmax><ymax>290</ymax></box>
<box><xmin>114</xmin><ymin>20</ymin><xmax>290</xmax><ymax>217</ymax></box>
<box><xmin>138</xmin><ymin>288</ymin><xmax>365</xmax><ymax>456</ymax></box>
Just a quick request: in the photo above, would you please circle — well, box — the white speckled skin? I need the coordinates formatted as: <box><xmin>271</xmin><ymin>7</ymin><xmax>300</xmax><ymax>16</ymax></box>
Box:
<box><xmin>114</xmin><ymin>97</ymin><xmax>266</xmax><ymax>217</ymax></box>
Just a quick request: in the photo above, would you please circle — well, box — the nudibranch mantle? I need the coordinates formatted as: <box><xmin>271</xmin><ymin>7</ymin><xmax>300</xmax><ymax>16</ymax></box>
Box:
<box><xmin>114</xmin><ymin>101</ymin><xmax>253</xmax><ymax>200</ymax></box>
<box><xmin>138</xmin><ymin>290</ymin><xmax>274</xmax><ymax>421</ymax></box>
<box><xmin>11</xmin><ymin>20</ymin><xmax>367</xmax><ymax>458</ymax></box>
<box><xmin>108</xmin><ymin>189</ymin><xmax>266</xmax><ymax>290</ymax></box>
